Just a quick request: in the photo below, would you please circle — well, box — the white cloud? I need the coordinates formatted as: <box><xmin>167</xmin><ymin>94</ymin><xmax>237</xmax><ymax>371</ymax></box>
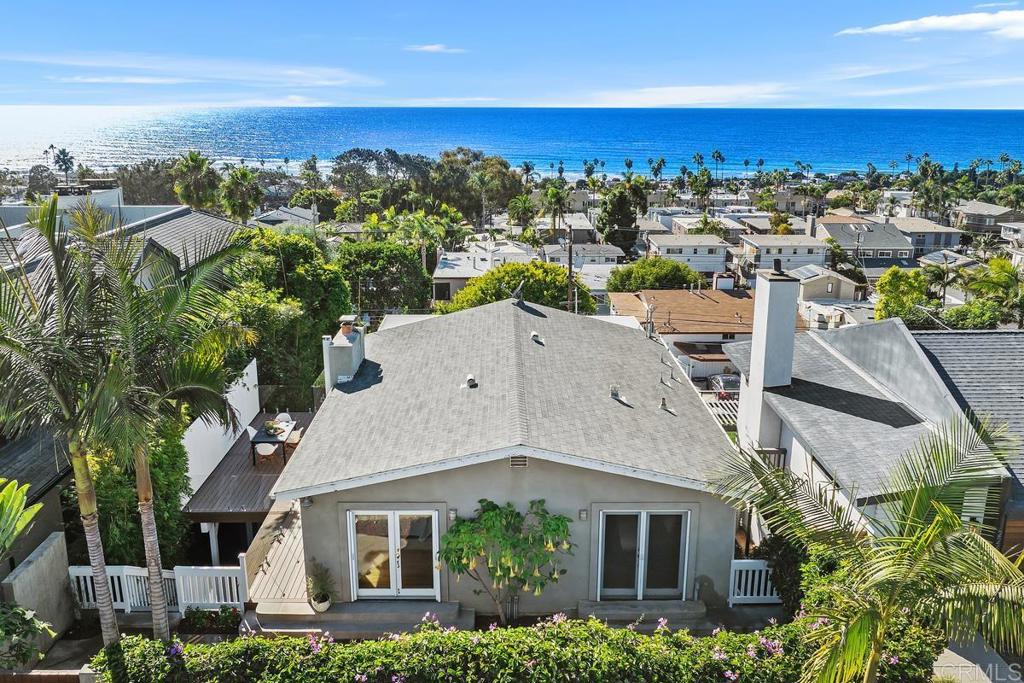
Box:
<box><xmin>404</xmin><ymin>44</ymin><xmax>466</xmax><ymax>54</ymax></box>
<box><xmin>974</xmin><ymin>1</ymin><xmax>1017</xmax><ymax>8</ymax></box>
<box><xmin>0</xmin><ymin>51</ymin><xmax>381</xmax><ymax>87</ymax></box>
<box><xmin>48</xmin><ymin>75</ymin><xmax>195</xmax><ymax>84</ymax></box>
<box><xmin>837</xmin><ymin>10</ymin><xmax>1024</xmax><ymax>39</ymax></box>
<box><xmin>383</xmin><ymin>96</ymin><xmax>497</xmax><ymax>105</ymax></box>
<box><xmin>585</xmin><ymin>82</ymin><xmax>788</xmax><ymax>107</ymax></box>
<box><xmin>849</xmin><ymin>75</ymin><xmax>1024</xmax><ymax>97</ymax></box>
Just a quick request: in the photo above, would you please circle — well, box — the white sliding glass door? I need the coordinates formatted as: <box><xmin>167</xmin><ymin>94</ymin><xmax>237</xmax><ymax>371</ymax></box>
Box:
<box><xmin>598</xmin><ymin>510</ymin><xmax>690</xmax><ymax>601</ymax></box>
<box><xmin>349</xmin><ymin>510</ymin><xmax>440</xmax><ymax>600</ymax></box>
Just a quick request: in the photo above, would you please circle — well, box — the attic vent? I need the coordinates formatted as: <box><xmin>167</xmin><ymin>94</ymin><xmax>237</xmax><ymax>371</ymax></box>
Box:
<box><xmin>509</xmin><ymin>455</ymin><xmax>529</xmax><ymax>468</ymax></box>
<box><xmin>463</xmin><ymin>374</ymin><xmax>478</xmax><ymax>389</ymax></box>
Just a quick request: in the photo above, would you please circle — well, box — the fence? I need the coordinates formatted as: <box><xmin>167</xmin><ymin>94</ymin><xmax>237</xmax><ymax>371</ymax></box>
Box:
<box><xmin>727</xmin><ymin>559</ymin><xmax>781</xmax><ymax>607</ymax></box>
<box><xmin>68</xmin><ymin>562</ymin><xmax>247</xmax><ymax>613</ymax></box>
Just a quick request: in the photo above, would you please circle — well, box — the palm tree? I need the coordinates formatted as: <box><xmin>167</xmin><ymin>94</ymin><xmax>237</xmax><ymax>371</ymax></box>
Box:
<box><xmin>923</xmin><ymin>255</ymin><xmax>961</xmax><ymax>305</ymax></box>
<box><xmin>718</xmin><ymin>418</ymin><xmax>1024</xmax><ymax>683</ymax></box>
<box><xmin>711</xmin><ymin>149</ymin><xmax>725</xmax><ymax>181</ymax></box>
<box><xmin>692</xmin><ymin>152</ymin><xmax>704</xmax><ymax>169</ymax></box>
<box><xmin>172</xmin><ymin>151</ymin><xmax>221</xmax><ymax>210</ymax></box>
<box><xmin>541</xmin><ymin>184</ymin><xmax>570</xmax><ymax>243</ymax></box>
<box><xmin>507</xmin><ymin>194</ymin><xmax>536</xmax><ymax>227</ymax></box>
<box><xmin>0</xmin><ymin>198</ymin><xmax>122</xmax><ymax>645</ymax></box>
<box><xmin>219</xmin><ymin>166</ymin><xmax>264</xmax><ymax>223</ymax></box>
<box><xmin>100</xmin><ymin>233</ymin><xmax>249</xmax><ymax>641</ymax></box>
<box><xmin>53</xmin><ymin>148</ymin><xmax>74</xmax><ymax>185</ymax></box>
<box><xmin>967</xmin><ymin>257</ymin><xmax>1024</xmax><ymax>327</ymax></box>
<box><xmin>904</xmin><ymin>152</ymin><xmax>914</xmax><ymax>174</ymax></box>
<box><xmin>743</xmin><ymin>159</ymin><xmax>751</xmax><ymax>177</ymax></box>
<box><xmin>395</xmin><ymin>211</ymin><xmax>444</xmax><ymax>269</ymax></box>
<box><xmin>469</xmin><ymin>171</ymin><xmax>494</xmax><ymax>230</ymax></box>
<box><xmin>519</xmin><ymin>161</ymin><xmax>537</xmax><ymax>191</ymax></box>
<box><xmin>971</xmin><ymin>232</ymin><xmax>1001</xmax><ymax>261</ymax></box>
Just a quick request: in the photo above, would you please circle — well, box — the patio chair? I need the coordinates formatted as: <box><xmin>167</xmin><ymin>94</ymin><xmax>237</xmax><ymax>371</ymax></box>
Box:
<box><xmin>247</xmin><ymin>425</ymin><xmax>279</xmax><ymax>465</ymax></box>
<box><xmin>275</xmin><ymin>412</ymin><xmax>292</xmax><ymax>423</ymax></box>
<box><xmin>284</xmin><ymin>427</ymin><xmax>304</xmax><ymax>456</ymax></box>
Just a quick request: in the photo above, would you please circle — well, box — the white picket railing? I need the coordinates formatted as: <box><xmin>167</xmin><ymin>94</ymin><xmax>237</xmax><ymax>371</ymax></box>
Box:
<box><xmin>728</xmin><ymin>559</ymin><xmax>782</xmax><ymax>607</ymax></box>
<box><xmin>175</xmin><ymin>565</ymin><xmax>247</xmax><ymax>611</ymax></box>
<box><xmin>69</xmin><ymin>566</ymin><xmax>178</xmax><ymax>613</ymax></box>
<box><xmin>69</xmin><ymin>563</ymin><xmax>247</xmax><ymax>613</ymax></box>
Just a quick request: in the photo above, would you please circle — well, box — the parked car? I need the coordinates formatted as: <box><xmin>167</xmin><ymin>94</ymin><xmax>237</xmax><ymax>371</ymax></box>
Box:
<box><xmin>708</xmin><ymin>373</ymin><xmax>740</xmax><ymax>400</ymax></box>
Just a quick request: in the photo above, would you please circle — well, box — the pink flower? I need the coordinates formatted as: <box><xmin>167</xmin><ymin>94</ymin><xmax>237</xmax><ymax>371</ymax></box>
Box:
<box><xmin>712</xmin><ymin>627</ymin><xmax>723</xmax><ymax>635</ymax></box>
<box><xmin>656</xmin><ymin>617</ymin><xmax>669</xmax><ymax>631</ymax></box>
<box><xmin>550</xmin><ymin>612</ymin><xmax>568</xmax><ymax>624</ymax></box>
<box><xmin>489</xmin><ymin>622</ymin><xmax>498</xmax><ymax>631</ymax></box>
<box><xmin>713</xmin><ymin>648</ymin><xmax>727</xmax><ymax>661</ymax></box>
<box><xmin>724</xmin><ymin>671</ymin><xmax>739</xmax><ymax>681</ymax></box>
<box><xmin>768</xmin><ymin>617</ymin><xmax>778</xmax><ymax>625</ymax></box>
<box><xmin>354</xmin><ymin>676</ymin><xmax>368</xmax><ymax>683</ymax></box>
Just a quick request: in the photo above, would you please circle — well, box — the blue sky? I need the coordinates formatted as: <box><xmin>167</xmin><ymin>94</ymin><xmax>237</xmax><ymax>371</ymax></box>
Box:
<box><xmin>3</xmin><ymin>1</ymin><xmax>1024</xmax><ymax>108</ymax></box>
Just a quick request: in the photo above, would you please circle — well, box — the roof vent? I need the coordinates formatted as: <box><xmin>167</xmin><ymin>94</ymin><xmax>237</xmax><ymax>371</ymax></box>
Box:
<box><xmin>610</xmin><ymin>384</ymin><xmax>620</xmax><ymax>400</ymax></box>
<box><xmin>463</xmin><ymin>374</ymin><xmax>478</xmax><ymax>389</ymax></box>
<box><xmin>530</xmin><ymin>330</ymin><xmax>544</xmax><ymax>345</ymax></box>
<box><xmin>509</xmin><ymin>455</ymin><xmax>529</xmax><ymax>468</ymax></box>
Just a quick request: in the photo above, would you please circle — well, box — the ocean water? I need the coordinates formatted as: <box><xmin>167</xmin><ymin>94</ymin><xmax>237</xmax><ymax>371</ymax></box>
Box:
<box><xmin>1</xmin><ymin>106</ymin><xmax>1022</xmax><ymax>177</ymax></box>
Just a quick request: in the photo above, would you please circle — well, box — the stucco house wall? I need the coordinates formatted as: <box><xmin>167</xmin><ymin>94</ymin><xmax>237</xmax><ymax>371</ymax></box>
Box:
<box><xmin>299</xmin><ymin>457</ymin><xmax>736</xmax><ymax>615</ymax></box>
<box><xmin>799</xmin><ymin>275</ymin><xmax>858</xmax><ymax>302</ymax></box>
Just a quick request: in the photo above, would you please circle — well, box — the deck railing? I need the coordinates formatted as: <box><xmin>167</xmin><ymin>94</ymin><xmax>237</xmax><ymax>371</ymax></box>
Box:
<box><xmin>728</xmin><ymin>559</ymin><xmax>782</xmax><ymax>607</ymax></box>
<box><xmin>69</xmin><ymin>562</ymin><xmax>247</xmax><ymax>613</ymax></box>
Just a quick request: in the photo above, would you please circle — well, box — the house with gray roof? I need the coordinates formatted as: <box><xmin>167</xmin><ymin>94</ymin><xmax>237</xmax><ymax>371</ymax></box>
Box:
<box><xmin>951</xmin><ymin>200</ymin><xmax>1023</xmax><ymax>234</ymax></box>
<box><xmin>255</xmin><ymin>205</ymin><xmax>318</xmax><ymax>227</ymax></box>
<box><xmin>541</xmin><ymin>242</ymin><xmax>623</xmax><ymax>265</ymax></box>
<box><xmin>254</xmin><ymin>299</ymin><xmax>739</xmax><ymax>634</ymax></box>
<box><xmin>725</xmin><ymin>270</ymin><xmax>1014</xmax><ymax>547</ymax></box>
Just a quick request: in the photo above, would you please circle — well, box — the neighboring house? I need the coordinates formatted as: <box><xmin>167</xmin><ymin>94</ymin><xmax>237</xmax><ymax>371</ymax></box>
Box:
<box><xmin>647</xmin><ymin>206</ymin><xmax>696</xmax><ymax>229</ymax></box>
<box><xmin>951</xmin><ymin>200</ymin><xmax>1023</xmax><ymax>234</ymax></box>
<box><xmin>787</xmin><ymin>264</ymin><xmax>860</xmax><ymax>302</ymax></box>
<box><xmin>466</xmin><ymin>239</ymin><xmax>535</xmax><ymax>264</ymax></box>
<box><xmin>736</xmin><ymin>234</ymin><xmax>828</xmax><ymax>274</ymax></box>
<box><xmin>732</xmin><ymin>214</ymin><xmax>812</xmax><ymax>236</ymax></box>
<box><xmin>431</xmin><ymin>251</ymin><xmax>498</xmax><ymax>301</ymax></box>
<box><xmin>253</xmin><ymin>300</ymin><xmax>737</xmax><ymax>635</ymax></box>
<box><xmin>1001</xmin><ymin>222</ymin><xmax>1024</xmax><ymax>244</ymax></box>
<box><xmin>811</xmin><ymin>216</ymin><xmax>916</xmax><ymax>281</ymax></box>
<box><xmin>255</xmin><ymin>205</ymin><xmax>318</xmax><ymax>227</ymax></box>
<box><xmin>572</xmin><ymin>263</ymin><xmax>618</xmax><ymax>312</ymax></box>
<box><xmin>917</xmin><ymin>250</ymin><xmax>981</xmax><ymax>272</ymax></box>
<box><xmin>496</xmin><ymin>212</ymin><xmax>596</xmax><ymax>244</ymax></box>
<box><xmin>1009</xmin><ymin>247</ymin><xmax>1024</xmax><ymax>270</ymax></box>
<box><xmin>874</xmin><ymin>216</ymin><xmax>962</xmax><ymax>256</ymax></box>
<box><xmin>646</xmin><ymin>235</ymin><xmax>729</xmax><ymax>276</ymax></box>
<box><xmin>671</xmin><ymin>215</ymin><xmax>748</xmax><ymax>244</ymax></box>
<box><xmin>541</xmin><ymin>243</ymin><xmax>623</xmax><ymax>265</ymax></box>
<box><xmin>529</xmin><ymin>188</ymin><xmax>592</xmax><ymax>213</ymax></box>
<box><xmin>607</xmin><ymin>288</ymin><xmax>805</xmax><ymax>380</ymax></box>
<box><xmin>912</xmin><ymin>331</ymin><xmax>1024</xmax><ymax>550</ymax></box>
<box><xmin>725</xmin><ymin>273</ymin><xmax>1011</xmax><ymax>547</ymax></box>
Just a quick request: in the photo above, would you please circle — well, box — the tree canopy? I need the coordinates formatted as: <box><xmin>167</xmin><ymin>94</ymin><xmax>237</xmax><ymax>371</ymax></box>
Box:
<box><xmin>335</xmin><ymin>240</ymin><xmax>431</xmax><ymax>313</ymax></box>
<box><xmin>438</xmin><ymin>261</ymin><xmax>596</xmax><ymax>314</ymax></box>
<box><xmin>606</xmin><ymin>257</ymin><xmax>704</xmax><ymax>293</ymax></box>
<box><xmin>875</xmin><ymin>267</ymin><xmax>929</xmax><ymax>321</ymax></box>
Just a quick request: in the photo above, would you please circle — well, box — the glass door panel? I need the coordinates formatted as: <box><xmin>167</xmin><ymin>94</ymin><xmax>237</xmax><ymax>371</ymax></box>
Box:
<box><xmin>397</xmin><ymin>513</ymin><xmax>436</xmax><ymax>595</ymax></box>
<box><xmin>354</xmin><ymin>513</ymin><xmax>395</xmax><ymax>596</ymax></box>
<box><xmin>600</xmin><ymin>513</ymin><xmax>639</xmax><ymax>598</ymax></box>
<box><xmin>644</xmin><ymin>513</ymin><xmax>685</xmax><ymax>598</ymax></box>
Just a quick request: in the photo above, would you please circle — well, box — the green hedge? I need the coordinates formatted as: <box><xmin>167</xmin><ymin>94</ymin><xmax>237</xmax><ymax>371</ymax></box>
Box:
<box><xmin>91</xmin><ymin>615</ymin><xmax>934</xmax><ymax>683</ymax></box>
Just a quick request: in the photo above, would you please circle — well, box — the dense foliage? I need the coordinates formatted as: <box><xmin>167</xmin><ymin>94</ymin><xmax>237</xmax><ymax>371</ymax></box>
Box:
<box><xmin>438</xmin><ymin>261</ymin><xmax>596</xmax><ymax>314</ymax></box>
<box><xmin>874</xmin><ymin>266</ymin><xmax>929</xmax><ymax>321</ymax></box>
<box><xmin>227</xmin><ymin>228</ymin><xmax>352</xmax><ymax>386</ymax></box>
<box><xmin>940</xmin><ymin>298</ymin><xmax>1002</xmax><ymax>329</ymax></box>
<box><xmin>82</xmin><ymin>419</ymin><xmax>192</xmax><ymax>567</ymax></box>
<box><xmin>115</xmin><ymin>159</ymin><xmax>177</xmax><ymax>204</ymax></box>
<box><xmin>92</xmin><ymin>613</ymin><xmax>941</xmax><ymax>683</ymax></box>
<box><xmin>606</xmin><ymin>257</ymin><xmax>704</xmax><ymax>292</ymax></box>
<box><xmin>179</xmin><ymin>606</ymin><xmax>241</xmax><ymax>634</ymax></box>
<box><xmin>334</xmin><ymin>241</ymin><xmax>431</xmax><ymax>313</ymax></box>
<box><xmin>0</xmin><ymin>601</ymin><xmax>54</xmax><ymax>669</ymax></box>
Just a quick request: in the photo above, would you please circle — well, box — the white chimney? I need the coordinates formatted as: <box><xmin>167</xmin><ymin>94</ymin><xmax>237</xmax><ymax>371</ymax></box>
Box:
<box><xmin>737</xmin><ymin>261</ymin><xmax>799</xmax><ymax>450</ymax></box>
<box><xmin>322</xmin><ymin>315</ymin><xmax>365</xmax><ymax>387</ymax></box>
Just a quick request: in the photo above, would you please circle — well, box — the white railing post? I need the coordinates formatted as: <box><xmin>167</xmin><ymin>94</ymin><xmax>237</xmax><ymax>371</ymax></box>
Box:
<box><xmin>237</xmin><ymin>552</ymin><xmax>249</xmax><ymax>609</ymax></box>
<box><xmin>728</xmin><ymin>559</ymin><xmax>782</xmax><ymax>606</ymax></box>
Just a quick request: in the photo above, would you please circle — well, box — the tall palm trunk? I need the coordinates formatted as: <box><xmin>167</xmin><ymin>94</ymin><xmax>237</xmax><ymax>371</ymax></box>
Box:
<box><xmin>70</xmin><ymin>439</ymin><xmax>119</xmax><ymax>646</ymax></box>
<box><xmin>135</xmin><ymin>452</ymin><xmax>170</xmax><ymax>640</ymax></box>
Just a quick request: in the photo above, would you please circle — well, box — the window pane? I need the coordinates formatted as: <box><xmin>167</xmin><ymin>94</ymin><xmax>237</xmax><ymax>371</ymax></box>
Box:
<box><xmin>355</xmin><ymin>514</ymin><xmax>391</xmax><ymax>589</ymax></box>
<box><xmin>645</xmin><ymin>514</ymin><xmax>684</xmax><ymax>592</ymax></box>
<box><xmin>398</xmin><ymin>514</ymin><xmax>434</xmax><ymax>590</ymax></box>
<box><xmin>602</xmin><ymin>514</ymin><xmax>638</xmax><ymax>591</ymax></box>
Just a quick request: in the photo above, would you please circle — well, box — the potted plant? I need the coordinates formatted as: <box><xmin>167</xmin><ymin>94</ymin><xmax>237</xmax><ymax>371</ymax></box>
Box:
<box><xmin>306</xmin><ymin>559</ymin><xmax>335</xmax><ymax>613</ymax></box>
<box><xmin>264</xmin><ymin>420</ymin><xmax>282</xmax><ymax>435</ymax></box>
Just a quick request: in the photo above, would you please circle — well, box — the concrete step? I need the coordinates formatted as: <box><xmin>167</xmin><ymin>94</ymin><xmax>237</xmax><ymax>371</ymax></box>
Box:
<box><xmin>578</xmin><ymin>599</ymin><xmax>707</xmax><ymax>630</ymax></box>
<box><xmin>251</xmin><ymin>601</ymin><xmax>475</xmax><ymax>640</ymax></box>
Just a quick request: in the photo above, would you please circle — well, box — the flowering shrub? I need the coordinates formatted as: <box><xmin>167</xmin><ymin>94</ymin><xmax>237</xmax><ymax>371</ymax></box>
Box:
<box><xmin>90</xmin><ymin>614</ymin><xmax>935</xmax><ymax>683</ymax></box>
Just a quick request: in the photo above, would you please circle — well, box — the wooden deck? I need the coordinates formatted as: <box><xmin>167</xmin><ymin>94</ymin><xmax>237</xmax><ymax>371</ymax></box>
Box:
<box><xmin>182</xmin><ymin>412</ymin><xmax>313</xmax><ymax>523</ymax></box>
<box><xmin>248</xmin><ymin>501</ymin><xmax>307</xmax><ymax>603</ymax></box>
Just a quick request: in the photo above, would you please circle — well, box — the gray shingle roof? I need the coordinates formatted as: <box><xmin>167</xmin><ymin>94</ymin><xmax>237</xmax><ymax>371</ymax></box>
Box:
<box><xmin>272</xmin><ymin>300</ymin><xmax>732</xmax><ymax>498</ymax></box>
<box><xmin>725</xmin><ymin>327</ymin><xmax>936</xmax><ymax>500</ymax></box>
<box><xmin>955</xmin><ymin>200</ymin><xmax>1013</xmax><ymax>217</ymax></box>
<box><xmin>820</xmin><ymin>221</ymin><xmax>913</xmax><ymax>250</ymax></box>
<box><xmin>913</xmin><ymin>331</ymin><xmax>1024</xmax><ymax>502</ymax></box>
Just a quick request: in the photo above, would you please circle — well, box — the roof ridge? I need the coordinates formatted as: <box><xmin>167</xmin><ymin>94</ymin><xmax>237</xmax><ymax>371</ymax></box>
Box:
<box><xmin>509</xmin><ymin>302</ymin><xmax>530</xmax><ymax>445</ymax></box>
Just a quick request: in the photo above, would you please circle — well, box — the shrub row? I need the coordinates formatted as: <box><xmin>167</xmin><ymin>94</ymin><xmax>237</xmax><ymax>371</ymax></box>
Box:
<box><xmin>91</xmin><ymin>614</ymin><xmax>937</xmax><ymax>683</ymax></box>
